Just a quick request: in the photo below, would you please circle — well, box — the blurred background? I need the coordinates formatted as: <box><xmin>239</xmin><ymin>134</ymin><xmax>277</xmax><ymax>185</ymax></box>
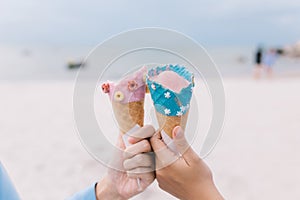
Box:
<box><xmin>0</xmin><ymin>0</ymin><xmax>300</xmax><ymax>199</ymax></box>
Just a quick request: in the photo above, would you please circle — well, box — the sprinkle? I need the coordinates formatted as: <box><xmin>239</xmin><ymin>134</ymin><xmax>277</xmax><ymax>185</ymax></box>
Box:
<box><xmin>164</xmin><ymin>108</ymin><xmax>171</xmax><ymax>115</ymax></box>
<box><xmin>176</xmin><ymin>111</ymin><xmax>183</xmax><ymax>116</ymax></box>
<box><xmin>114</xmin><ymin>91</ymin><xmax>124</xmax><ymax>101</ymax></box>
<box><xmin>151</xmin><ymin>84</ymin><xmax>156</xmax><ymax>90</ymax></box>
<box><xmin>164</xmin><ymin>92</ymin><xmax>171</xmax><ymax>99</ymax></box>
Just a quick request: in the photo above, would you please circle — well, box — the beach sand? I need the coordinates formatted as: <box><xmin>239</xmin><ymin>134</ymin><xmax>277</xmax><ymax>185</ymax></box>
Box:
<box><xmin>0</xmin><ymin>77</ymin><xmax>300</xmax><ymax>199</ymax></box>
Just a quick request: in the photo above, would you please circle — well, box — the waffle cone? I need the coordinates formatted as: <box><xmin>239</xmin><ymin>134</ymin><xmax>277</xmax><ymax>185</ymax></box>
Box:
<box><xmin>156</xmin><ymin>110</ymin><xmax>189</xmax><ymax>138</ymax></box>
<box><xmin>112</xmin><ymin>100</ymin><xmax>144</xmax><ymax>134</ymax></box>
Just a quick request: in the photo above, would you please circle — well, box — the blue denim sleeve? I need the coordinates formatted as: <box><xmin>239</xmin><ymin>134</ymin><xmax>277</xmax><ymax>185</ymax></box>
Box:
<box><xmin>66</xmin><ymin>183</ymin><xmax>97</xmax><ymax>200</ymax></box>
<box><xmin>0</xmin><ymin>163</ymin><xmax>21</xmax><ymax>200</ymax></box>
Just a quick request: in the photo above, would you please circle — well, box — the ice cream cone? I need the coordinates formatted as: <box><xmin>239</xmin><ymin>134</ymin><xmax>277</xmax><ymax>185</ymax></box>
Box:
<box><xmin>146</xmin><ymin>64</ymin><xmax>194</xmax><ymax>139</ymax></box>
<box><xmin>102</xmin><ymin>67</ymin><xmax>147</xmax><ymax>135</ymax></box>
<box><xmin>112</xmin><ymin>100</ymin><xmax>144</xmax><ymax>134</ymax></box>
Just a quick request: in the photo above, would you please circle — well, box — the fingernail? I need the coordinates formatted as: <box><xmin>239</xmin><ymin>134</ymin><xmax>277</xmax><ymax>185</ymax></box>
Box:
<box><xmin>128</xmin><ymin>137</ymin><xmax>134</xmax><ymax>144</ymax></box>
<box><xmin>173</xmin><ymin>126</ymin><xmax>183</xmax><ymax>138</ymax></box>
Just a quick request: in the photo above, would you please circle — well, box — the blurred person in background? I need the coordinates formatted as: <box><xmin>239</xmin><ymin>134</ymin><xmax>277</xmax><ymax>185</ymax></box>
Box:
<box><xmin>263</xmin><ymin>48</ymin><xmax>278</xmax><ymax>78</ymax></box>
<box><xmin>253</xmin><ymin>46</ymin><xmax>264</xmax><ymax>79</ymax></box>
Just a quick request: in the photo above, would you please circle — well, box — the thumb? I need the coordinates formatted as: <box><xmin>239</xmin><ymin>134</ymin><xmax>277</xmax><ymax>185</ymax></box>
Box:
<box><xmin>150</xmin><ymin>132</ymin><xmax>178</xmax><ymax>168</ymax></box>
<box><xmin>172</xmin><ymin>126</ymin><xmax>198</xmax><ymax>162</ymax></box>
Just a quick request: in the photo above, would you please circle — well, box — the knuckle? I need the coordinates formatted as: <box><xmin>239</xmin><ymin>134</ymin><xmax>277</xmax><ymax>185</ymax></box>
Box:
<box><xmin>123</xmin><ymin>159</ymin><xmax>130</xmax><ymax>169</ymax></box>
<box><xmin>123</xmin><ymin>149</ymin><xmax>132</xmax><ymax>159</ymax></box>
<box><xmin>144</xmin><ymin>124</ymin><xmax>155</xmax><ymax>133</ymax></box>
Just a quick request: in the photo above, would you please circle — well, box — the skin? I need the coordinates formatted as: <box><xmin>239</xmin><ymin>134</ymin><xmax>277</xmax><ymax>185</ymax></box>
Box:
<box><xmin>95</xmin><ymin>125</ymin><xmax>224</xmax><ymax>199</ymax></box>
<box><xmin>150</xmin><ymin>126</ymin><xmax>224</xmax><ymax>200</ymax></box>
<box><xmin>96</xmin><ymin>125</ymin><xmax>156</xmax><ymax>200</ymax></box>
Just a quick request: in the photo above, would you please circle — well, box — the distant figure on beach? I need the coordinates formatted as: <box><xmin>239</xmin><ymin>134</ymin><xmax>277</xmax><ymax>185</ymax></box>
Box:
<box><xmin>263</xmin><ymin>48</ymin><xmax>278</xmax><ymax>77</ymax></box>
<box><xmin>253</xmin><ymin>46</ymin><xmax>263</xmax><ymax>79</ymax></box>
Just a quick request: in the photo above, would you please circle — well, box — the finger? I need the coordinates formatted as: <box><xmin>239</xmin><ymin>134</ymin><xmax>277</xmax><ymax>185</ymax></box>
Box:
<box><xmin>123</xmin><ymin>153</ymin><xmax>154</xmax><ymax>171</ymax></box>
<box><xmin>123</xmin><ymin>140</ymin><xmax>152</xmax><ymax>159</ymax></box>
<box><xmin>172</xmin><ymin>126</ymin><xmax>199</xmax><ymax>164</ymax></box>
<box><xmin>128</xmin><ymin>125</ymin><xmax>155</xmax><ymax>144</ymax></box>
<box><xmin>127</xmin><ymin>167</ymin><xmax>154</xmax><ymax>178</ymax></box>
<box><xmin>150</xmin><ymin>132</ymin><xmax>179</xmax><ymax>169</ymax></box>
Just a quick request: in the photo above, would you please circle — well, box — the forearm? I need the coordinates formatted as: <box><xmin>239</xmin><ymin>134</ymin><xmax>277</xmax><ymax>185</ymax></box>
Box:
<box><xmin>191</xmin><ymin>181</ymin><xmax>224</xmax><ymax>200</ymax></box>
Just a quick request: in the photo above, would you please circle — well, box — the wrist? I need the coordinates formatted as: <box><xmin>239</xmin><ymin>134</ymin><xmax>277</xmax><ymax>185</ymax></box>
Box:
<box><xmin>192</xmin><ymin>181</ymin><xmax>224</xmax><ymax>200</ymax></box>
<box><xmin>96</xmin><ymin>176</ymin><xmax>126</xmax><ymax>200</ymax></box>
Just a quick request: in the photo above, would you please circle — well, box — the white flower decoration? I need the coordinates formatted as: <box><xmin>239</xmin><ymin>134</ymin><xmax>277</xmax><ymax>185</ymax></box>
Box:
<box><xmin>176</xmin><ymin>111</ymin><xmax>183</xmax><ymax>116</ymax></box>
<box><xmin>186</xmin><ymin>104</ymin><xmax>190</xmax><ymax>109</ymax></box>
<box><xmin>151</xmin><ymin>84</ymin><xmax>156</xmax><ymax>90</ymax></box>
<box><xmin>164</xmin><ymin>92</ymin><xmax>171</xmax><ymax>99</ymax></box>
<box><xmin>180</xmin><ymin>105</ymin><xmax>186</xmax><ymax>112</ymax></box>
<box><xmin>164</xmin><ymin>108</ymin><xmax>171</xmax><ymax>115</ymax></box>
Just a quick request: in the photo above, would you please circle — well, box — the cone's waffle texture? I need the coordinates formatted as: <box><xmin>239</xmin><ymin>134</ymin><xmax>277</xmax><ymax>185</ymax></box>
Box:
<box><xmin>156</xmin><ymin>110</ymin><xmax>189</xmax><ymax>138</ymax></box>
<box><xmin>112</xmin><ymin>100</ymin><xmax>144</xmax><ymax>134</ymax></box>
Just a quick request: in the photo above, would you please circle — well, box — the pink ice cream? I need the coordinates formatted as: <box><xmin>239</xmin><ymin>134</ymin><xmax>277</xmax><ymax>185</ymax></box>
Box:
<box><xmin>101</xmin><ymin>67</ymin><xmax>147</xmax><ymax>104</ymax></box>
<box><xmin>150</xmin><ymin>70</ymin><xmax>189</xmax><ymax>93</ymax></box>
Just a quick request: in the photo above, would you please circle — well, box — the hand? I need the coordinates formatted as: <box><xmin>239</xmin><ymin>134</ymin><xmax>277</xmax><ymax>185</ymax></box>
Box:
<box><xmin>150</xmin><ymin>126</ymin><xmax>224</xmax><ymax>200</ymax></box>
<box><xmin>96</xmin><ymin>125</ymin><xmax>156</xmax><ymax>200</ymax></box>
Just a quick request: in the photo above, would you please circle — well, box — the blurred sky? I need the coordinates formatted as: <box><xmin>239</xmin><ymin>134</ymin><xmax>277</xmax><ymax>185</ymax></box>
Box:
<box><xmin>0</xmin><ymin>0</ymin><xmax>300</xmax><ymax>47</ymax></box>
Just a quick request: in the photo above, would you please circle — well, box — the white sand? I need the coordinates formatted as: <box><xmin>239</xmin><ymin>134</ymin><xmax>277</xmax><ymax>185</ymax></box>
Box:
<box><xmin>0</xmin><ymin>78</ymin><xmax>300</xmax><ymax>200</ymax></box>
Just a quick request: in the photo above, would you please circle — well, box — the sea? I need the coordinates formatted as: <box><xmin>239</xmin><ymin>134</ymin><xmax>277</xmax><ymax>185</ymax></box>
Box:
<box><xmin>0</xmin><ymin>44</ymin><xmax>299</xmax><ymax>81</ymax></box>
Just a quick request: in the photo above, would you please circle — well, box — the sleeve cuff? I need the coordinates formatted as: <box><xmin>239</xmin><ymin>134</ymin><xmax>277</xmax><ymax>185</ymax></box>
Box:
<box><xmin>66</xmin><ymin>183</ymin><xmax>97</xmax><ymax>200</ymax></box>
